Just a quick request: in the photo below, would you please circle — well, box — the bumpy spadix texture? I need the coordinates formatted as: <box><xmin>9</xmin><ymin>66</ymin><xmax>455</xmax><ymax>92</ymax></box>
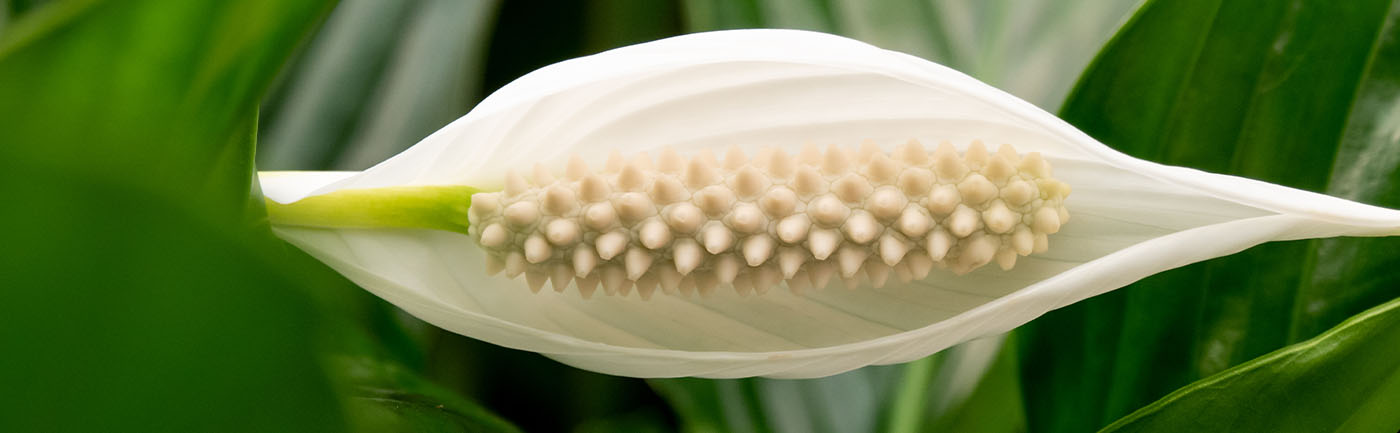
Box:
<box><xmin>260</xmin><ymin>29</ymin><xmax>1400</xmax><ymax>379</ymax></box>
<box><xmin>467</xmin><ymin>141</ymin><xmax>1070</xmax><ymax>298</ymax></box>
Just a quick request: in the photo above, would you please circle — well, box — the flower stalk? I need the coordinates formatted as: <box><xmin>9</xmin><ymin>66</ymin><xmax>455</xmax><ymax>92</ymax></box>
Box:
<box><xmin>264</xmin><ymin>184</ymin><xmax>477</xmax><ymax>234</ymax></box>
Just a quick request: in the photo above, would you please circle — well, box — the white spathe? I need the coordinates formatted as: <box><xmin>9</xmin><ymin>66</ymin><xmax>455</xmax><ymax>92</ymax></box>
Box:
<box><xmin>259</xmin><ymin>29</ymin><xmax>1400</xmax><ymax>378</ymax></box>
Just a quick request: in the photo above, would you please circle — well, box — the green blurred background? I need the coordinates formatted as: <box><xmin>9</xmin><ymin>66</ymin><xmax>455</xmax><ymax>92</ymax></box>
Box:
<box><xmin>3</xmin><ymin>0</ymin><xmax>1399</xmax><ymax>431</ymax></box>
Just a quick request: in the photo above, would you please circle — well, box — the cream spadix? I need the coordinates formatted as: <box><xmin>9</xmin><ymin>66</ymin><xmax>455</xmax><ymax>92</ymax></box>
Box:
<box><xmin>259</xmin><ymin>29</ymin><xmax>1400</xmax><ymax>379</ymax></box>
<box><xmin>467</xmin><ymin>141</ymin><xmax>1070</xmax><ymax>298</ymax></box>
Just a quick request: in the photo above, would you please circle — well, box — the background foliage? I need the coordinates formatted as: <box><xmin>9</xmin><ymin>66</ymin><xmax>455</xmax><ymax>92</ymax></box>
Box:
<box><xmin>1</xmin><ymin>0</ymin><xmax>1396</xmax><ymax>431</ymax></box>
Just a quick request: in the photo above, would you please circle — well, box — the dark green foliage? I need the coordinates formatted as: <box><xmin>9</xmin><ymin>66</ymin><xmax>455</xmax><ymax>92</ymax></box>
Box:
<box><xmin>1020</xmin><ymin>0</ymin><xmax>1400</xmax><ymax>431</ymax></box>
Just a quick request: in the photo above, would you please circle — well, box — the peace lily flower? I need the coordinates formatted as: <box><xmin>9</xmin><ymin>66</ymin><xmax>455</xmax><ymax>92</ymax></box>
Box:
<box><xmin>259</xmin><ymin>29</ymin><xmax>1400</xmax><ymax>379</ymax></box>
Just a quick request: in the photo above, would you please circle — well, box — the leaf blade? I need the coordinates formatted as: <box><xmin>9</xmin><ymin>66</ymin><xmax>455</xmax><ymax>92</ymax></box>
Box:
<box><xmin>1101</xmin><ymin>296</ymin><xmax>1400</xmax><ymax>433</ymax></box>
<box><xmin>1021</xmin><ymin>0</ymin><xmax>1400</xmax><ymax>431</ymax></box>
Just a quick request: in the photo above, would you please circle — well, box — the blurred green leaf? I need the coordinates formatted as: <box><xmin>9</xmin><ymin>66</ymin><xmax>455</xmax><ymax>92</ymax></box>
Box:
<box><xmin>1102</xmin><ymin>296</ymin><xmax>1400</xmax><ymax>432</ymax></box>
<box><xmin>653</xmin><ymin>375</ymin><xmax>851</xmax><ymax>433</ymax></box>
<box><xmin>651</xmin><ymin>378</ymin><xmax>760</xmax><ymax>433</ymax></box>
<box><xmin>258</xmin><ymin>0</ymin><xmax>418</xmax><ymax>169</ymax></box>
<box><xmin>272</xmin><ymin>234</ymin><xmax>521</xmax><ymax>432</ymax></box>
<box><xmin>926</xmin><ymin>335</ymin><xmax>1026</xmax><ymax>433</ymax></box>
<box><xmin>4</xmin><ymin>0</ymin><xmax>54</xmax><ymax>27</ymax></box>
<box><xmin>683</xmin><ymin>0</ymin><xmax>764</xmax><ymax>30</ymax></box>
<box><xmin>573</xmin><ymin>411</ymin><xmax>674</xmax><ymax>433</ymax></box>
<box><xmin>0</xmin><ymin>164</ymin><xmax>347</xmax><ymax>432</ymax></box>
<box><xmin>334</xmin><ymin>0</ymin><xmax>499</xmax><ymax>170</ymax></box>
<box><xmin>260</xmin><ymin>0</ymin><xmax>500</xmax><ymax>171</ymax></box>
<box><xmin>882</xmin><ymin>355</ymin><xmax>944</xmax><ymax>433</ymax></box>
<box><xmin>584</xmin><ymin>0</ymin><xmax>683</xmax><ymax>52</ymax></box>
<box><xmin>684</xmin><ymin>0</ymin><xmax>838</xmax><ymax>32</ymax></box>
<box><xmin>336</xmin><ymin>356</ymin><xmax>522</xmax><ymax>433</ymax></box>
<box><xmin>826</xmin><ymin>0</ymin><xmax>947</xmax><ymax>61</ymax></box>
<box><xmin>652</xmin><ymin>343</ymin><xmax>1016</xmax><ymax>433</ymax></box>
<box><xmin>0</xmin><ymin>0</ymin><xmax>347</xmax><ymax>430</ymax></box>
<box><xmin>0</xmin><ymin>0</ymin><xmax>522</xmax><ymax>431</ymax></box>
<box><xmin>216</xmin><ymin>110</ymin><xmax>269</xmax><ymax>226</ymax></box>
<box><xmin>906</xmin><ymin>0</ymin><xmax>1142</xmax><ymax>110</ymax></box>
<box><xmin>652</xmin><ymin>365</ymin><xmax>911</xmax><ymax>433</ymax></box>
<box><xmin>0</xmin><ymin>0</ymin><xmax>334</xmax><ymax>223</ymax></box>
<box><xmin>1019</xmin><ymin>0</ymin><xmax>1400</xmax><ymax>431</ymax></box>
<box><xmin>754</xmin><ymin>367</ymin><xmax>899</xmax><ymax>433</ymax></box>
<box><xmin>683</xmin><ymin>0</ymin><xmax>1139</xmax><ymax>110</ymax></box>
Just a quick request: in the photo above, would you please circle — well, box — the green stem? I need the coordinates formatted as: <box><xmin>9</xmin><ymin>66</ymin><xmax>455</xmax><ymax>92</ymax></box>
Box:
<box><xmin>264</xmin><ymin>185</ymin><xmax>480</xmax><ymax>235</ymax></box>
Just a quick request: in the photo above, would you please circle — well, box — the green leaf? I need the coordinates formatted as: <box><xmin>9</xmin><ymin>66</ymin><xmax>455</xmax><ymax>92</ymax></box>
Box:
<box><xmin>336</xmin><ymin>356</ymin><xmax>522</xmax><ymax>433</ymax></box>
<box><xmin>1102</xmin><ymin>296</ymin><xmax>1400</xmax><ymax>432</ymax></box>
<box><xmin>583</xmin><ymin>0</ymin><xmax>684</xmax><ymax>52</ymax></box>
<box><xmin>825</xmin><ymin>0</ymin><xmax>946</xmax><ymax>59</ymax></box>
<box><xmin>682</xmin><ymin>0</ymin><xmax>764</xmax><ymax>30</ymax></box>
<box><xmin>0</xmin><ymin>163</ymin><xmax>346</xmax><ymax>432</ymax></box>
<box><xmin>0</xmin><ymin>1</ymin><xmax>518</xmax><ymax>430</ymax></box>
<box><xmin>682</xmin><ymin>0</ymin><xmax>1140</xmax><ymax>110</ymax></box>
<box><xmin>216</xmin><ymin>110</ymin><xmax>270</xmax><ymax>227</ymax></box>
<box><xmin>651</xmin><ymin>366</ymin><xmax>907</xmax><ymax>433</ymax></box>
<box><xmin>651</xmin><ymin>340</ymin><xmax>1021</xmax><ymax>433</ymax></box>
<box><xmin>0</xmin><ymin>1</ymin><xmax>9</xmax><ymax>34</ymax></box>
<box><xmin>572</xmin><ymin>411</ymin><xmax>674</xmax><ymax>433</ymax></box>
<box><xmin>0</xmin><ymin>0</ymin><xmax>346</xmax><ymax>429</ymax></box>
<box><xmin>259</xmin><ymin>0</ymin><xmax>501</xmax><ymax>171</ymax></box>
<box><xmin>257</xmin><ymin>0</ymin><xmax>419</xmax><ymax>169</ymax></box>
<box><xmin>267</xmin><ymin>236</ymin><xmax>521</xmax><ymax>432</ymax></box>
<box><xmin>882</xmin><ymin>355</ymin><xmax>945</xmax><ymax>433</ymax></box>
<box><xmin>1290</xmin><ymin>4</ymin><xmax>1400</xmax><ymax>342</ymax></box>
<box><xmin>0</xmin><ymin>0</ymin><xmax>335</xmax><ymax>223</ymax></box>
<box><xmin>651</xmin><ymin>378</ymin><xmax>766</xmax><ymax>433</ymax></box>
<box><xmin>1019</xmin><ymin>1</ymin><xmax>1400</xmax><ymax>431</ymax></box>
<box><xmin>926</xmin><ymin>335</ymin><xmax>1027</xmax><ymax>433</ymax></box>
<box><xmin>333</xmin><ymin>0</ymin><xmax>499</xmax><ymax>170</ymax></box>
<box><xmin>876</xmin><ymin>336</ymin><xmax>1021</xmax><ymax>433</ymax></box>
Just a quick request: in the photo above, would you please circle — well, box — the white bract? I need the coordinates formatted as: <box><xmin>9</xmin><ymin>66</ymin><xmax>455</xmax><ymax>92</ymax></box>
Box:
<box><xmin>260</xmin><ymin>29</ymin><xmax>1400</xmax><ymax>378</ymax></box>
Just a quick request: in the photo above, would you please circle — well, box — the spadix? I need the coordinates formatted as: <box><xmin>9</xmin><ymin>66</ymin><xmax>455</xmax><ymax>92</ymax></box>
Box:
<box><xmin>466</xmin><ymin>141</ymin><xmax>1070</xmax><ymax>298</ymax></box>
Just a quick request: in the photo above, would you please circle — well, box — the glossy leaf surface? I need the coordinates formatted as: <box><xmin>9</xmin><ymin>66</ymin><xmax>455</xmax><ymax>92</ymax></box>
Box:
<box><xmin>1103</xmin><ymin>296</ymin><xmax>1400</xmax><ymax>432</ymax></box>
<box><xmin>1019</xmin><ymin>1</ymin><xmax>1400</xmax><ymax>431</ymax></box>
